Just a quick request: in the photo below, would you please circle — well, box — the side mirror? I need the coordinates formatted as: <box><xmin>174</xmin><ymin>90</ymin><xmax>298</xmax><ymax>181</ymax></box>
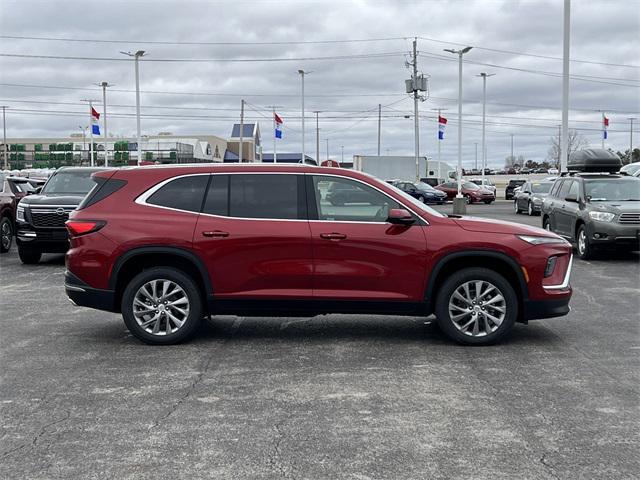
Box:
<box><xmin>34</xmin><ymin>186</ymin><xmax>42</xmax><ymax>194</ymax></box>
<box><xmin>565</xmin><ymin>193</ymin><xmax>578</xmax><ymax>203</ymax></box>
<box><xmin>387</xmin><ymin>208</ymin><xmax>415</xmax><ymax>225</ymax></box>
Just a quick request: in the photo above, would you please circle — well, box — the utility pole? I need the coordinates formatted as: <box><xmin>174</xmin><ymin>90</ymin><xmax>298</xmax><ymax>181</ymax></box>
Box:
<box><xmin>474</xmin><ymin>142</ymin><xmax>478</xmax><ymax>170</ymax></box>
<box><xmin>120</xmin><ymin>50</ymin><xmax>146</xmax><ymax>165</ymax></box>
<box><xmin>629</xmin><ymin>117</ymin><xmax>636</xmax><ymax>160</ymax></box>
<box><xmin>412</xmin><ymin>38</ymin><xmax>420</xmax><ymax>181</ymax></box>
<box><xmin>560</xmin><ymin>0</ymin><xmax>570</xmax><ymax>173</ymax></box>
<box><xmin>326</xmin><ymin>138</ymin><xmax>329</xmax><ymax>161</ymax></box>
<box><xmin>98</xmin><ymin>82</ymin><xmax>112</xmax><ymax>166</ymax></box>
<box><xmin>377</xmin><ymin>103</ymin><xmax>381</xmax><ymax>156</ymax></box>
<box><xmin>341</xmin><ymin>145</ymin><xmax>344</xmax><ymax>164</ymax></box>
<box><xmin>477</xmin><ymin>72</ymin><xmax>495</xmax><ymax>184</ymax></box>
<box><xmin>239</xmin><ymin>99</ymin><xmax>244</xmax><ymax>162</ymax></box>
<box><xmin>444</xmin><ymin>46</ymin><xmax>473</xmax><ymax>214</ymax></box>
<box><xmin>2</xmin><ymin>106</ymin><xmax>8</xmax><ymax>169</ymax></box>
<box><xmin>314</xmin><ymin>111</ymin><xmax>320</xmax><ymax>162</ymax></box>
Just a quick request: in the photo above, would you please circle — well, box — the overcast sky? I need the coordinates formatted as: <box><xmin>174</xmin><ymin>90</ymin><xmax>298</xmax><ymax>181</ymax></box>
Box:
<box><xmin>1</xmin><ymin>0</ymin><xmax>639</xmax><ymax>166</ymax></box>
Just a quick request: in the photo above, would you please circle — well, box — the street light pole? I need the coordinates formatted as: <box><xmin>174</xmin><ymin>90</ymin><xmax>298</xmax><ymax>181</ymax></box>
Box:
<box><xmin>560</xmin><ymin>0</ymin><xmax>571</xmax><ymax>173</ymax></box>
<box><xmin>477</xmin><ymin>72</ymin><xmax>495</xmax><ymax>183</ymax></box>
<box><xmin>326</xmin><ymin>138</ymin><xmax>329</xmax><ymax>161</ymax></box>
<box><xmin>444</xmin><ymin>46</ymin><xmax>473</xmax><ymax>214</ymax></box>
<box><xmin>121</xmin><ymin>50</ymin><xmax>146</xmax><ymax>165</ymax></box>
<box><xmin>341</xmin><ymin>145</ymin><xmax>344</xmax><ymax>164</ymax></box>
<box><xmin>298</xmin><ymin>70</ymin><xmax>309</xmax><ymax>163</ymax></box>
<box><xmin>2</xmin><ymin>106</ymin><xmax>9</xmax><ymax>169</ymax></box>
<box><xmin>314</xmin><ymin>111</ymin><xmax>320</xmax><ymax>162</ymax></box>
<box><xmin>511</xmin><ymin>134</ymin><xmax>514</xmax><ymax>165</ymax></box>
<box><xmin>474</xmin><ymin>142</ymin><xmax>478</xmax><ymax>170</ymax></box>
<box><xmin>629</xmin><ymin>117</ymin><xmax>636</xmax><ymax>160</ymax></box>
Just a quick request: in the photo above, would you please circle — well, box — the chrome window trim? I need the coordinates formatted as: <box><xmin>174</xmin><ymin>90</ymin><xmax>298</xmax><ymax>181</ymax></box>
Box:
<box><xmin>543</xmin><ymin>254</ymin><xmax>573</xmax><ymax>290</ymax></box>
<box><xmin>135</xmin><ymin>171</ymin><xmax>430</xmax><ymax>225</ymax></box>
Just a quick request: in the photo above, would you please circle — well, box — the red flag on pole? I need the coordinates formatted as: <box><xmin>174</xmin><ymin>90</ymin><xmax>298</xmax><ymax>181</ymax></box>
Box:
<box><xmin>91</xmin><ymin>107</ymin><xmax>100</xmax><ymax>120</ymax></box>
<box><xmin>274</xmin><ymin>113</ymin><xmax>283</xmax><ymax>124</ymax></box>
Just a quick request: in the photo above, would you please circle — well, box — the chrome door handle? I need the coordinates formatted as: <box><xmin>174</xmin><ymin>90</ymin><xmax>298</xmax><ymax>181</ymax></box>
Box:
<box><xmin>202</xmin><ymin>230</ymin><xmax>229</xmax><ymax>238</ymax></box>
<box><xmin>320</xmin><ymin>232</ymin><xmax>347</xmax><ymax>240</ymax></box>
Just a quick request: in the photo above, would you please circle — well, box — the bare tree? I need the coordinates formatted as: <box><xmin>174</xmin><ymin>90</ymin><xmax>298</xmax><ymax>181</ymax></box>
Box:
<box><xmin>547</xmin><ymin>129</ymin><xmax>589</xmax><ymax>167</ymax></box>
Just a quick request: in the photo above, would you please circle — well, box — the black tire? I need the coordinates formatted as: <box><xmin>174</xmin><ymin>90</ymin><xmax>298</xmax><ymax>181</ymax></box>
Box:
<box><xmin>0</xmin><ymin>217</ymin><xmax>12</xmax><ymax>253</ymax></box>
<box><xmin>435</xmin><ymin>267</ymin><xmax>517</xmax><ymax>346</ymax></box>
<box><xmin>527</xmin><ymin>201</ymin><xmax>534</xmax><ymax>216</ymax></box>
<box><xmin>418</xmin><ymin>195</ymin><xmax>426</xmax><ymax>203</ymax></box>
<box><xmin>121</xmin><ymin>267</ymin><xmax>203</xmax><ymax>345</ymax></box>
<box><xmin>514</xmin><ymin>201</ymin><xmax>521</xmax><ymax>214</ymax></box>
<box><xmin>576</xmin><ymin>224</ymin><xmax>595</xmax><ymax>260</ymax></box>
<box><xmin>465</xmin><ymin>195</ymin><xmax>472</xmax><ymax>205</ymax></box>
<box><xmin>542</xmin><ymin>216</ymin><xmax>551</xmax><ymax>231</ymax></box>
<box><xmin>18</xmin><ymin>247</ymin><xmax>41</xmax><ymax>264</ymax></box>
<box><xmin>484</xmin><ymin>200</ymin><xmax>492</xmax><ymax>205</ymax></box>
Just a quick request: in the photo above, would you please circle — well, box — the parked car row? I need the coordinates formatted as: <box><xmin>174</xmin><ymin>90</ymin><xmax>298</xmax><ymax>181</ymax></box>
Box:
<box><xmin>511</xmin><ymin>150</ymin><xmax>640</xmax><ymax>260</ymax></box>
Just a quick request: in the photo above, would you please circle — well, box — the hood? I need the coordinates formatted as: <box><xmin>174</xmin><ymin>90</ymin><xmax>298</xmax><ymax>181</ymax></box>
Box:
<box><xmin>19</xmin><ymin>193</ymin><xmax>87</xmax><ymax>206</ymax></box>
<box><xmin>588</xmin><ymin>200</ymin><xmax>640</xmax><ymax>213</ymax></box>
<box><xmin>453</xmin><ymin>216</ymin><xmax>559</xmax><ymax>237</ymax></box>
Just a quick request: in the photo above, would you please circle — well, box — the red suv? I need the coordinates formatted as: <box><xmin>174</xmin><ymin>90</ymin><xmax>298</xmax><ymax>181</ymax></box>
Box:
<box><xmin>65</xmin><ymin>165</ymin><xmax>573</xmax><ymax>346</ymax></box>
<box><xmin>436</xmin><ymin>181</ymin><xmax>495</xmax><ymax>204</ymax></box>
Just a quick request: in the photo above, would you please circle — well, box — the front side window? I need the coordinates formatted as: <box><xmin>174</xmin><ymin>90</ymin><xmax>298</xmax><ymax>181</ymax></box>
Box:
<box><xmin>146</xmin><ymin>175</ymin><xmax>208</xmax><ymax>213</ymax></box>
<box><xmin>313</xmin><ymin>176</ymin><xmax>400</xmax><ymax>222</ymax></box>
<box><xmin>558</xmin><ymin>180</ymin><xmax>573</xmax><ymax>199</ymax></box>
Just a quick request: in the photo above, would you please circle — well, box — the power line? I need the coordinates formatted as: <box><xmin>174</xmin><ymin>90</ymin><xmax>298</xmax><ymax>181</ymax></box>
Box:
<box><xmin>0</xmin><ymin>51</ymin><xmax>405</xmax><ymax>63</ymax></box>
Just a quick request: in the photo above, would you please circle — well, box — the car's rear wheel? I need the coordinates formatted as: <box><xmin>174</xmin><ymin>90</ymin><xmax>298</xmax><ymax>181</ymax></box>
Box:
<box><xmin>121</xmin><ymin>267</ymin><xmax>203</xmax><ymax>345</ymax></box>
<box><xmin>465</xmin><ymin>195</ymin><xmax>472</xmax><ymax>204</ymax></box>
<box><xmin>576</xmin><ymin>224</ymin><xmax>594</xmax><ymax>260</ymax></box>
<box><xmin>435</xmin><ymin>267</ymin><xmax>517</xmax><ymax>345</ymax></box>
<box><xmin>18</xmin><ymin>247</ymin><xmax>41</xmax><ymax>264</ymax></box>
<box><xmin>0</xmin><ymin>217</ymin><xmax>12</xmax><ymax>253</ymax></box>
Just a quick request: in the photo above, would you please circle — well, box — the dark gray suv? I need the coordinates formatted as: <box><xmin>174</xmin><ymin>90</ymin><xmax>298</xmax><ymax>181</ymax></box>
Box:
<box><xmin>541</xmin><ymin>174</ymin><xmax>640</xmax><ymax>259</ymax></box>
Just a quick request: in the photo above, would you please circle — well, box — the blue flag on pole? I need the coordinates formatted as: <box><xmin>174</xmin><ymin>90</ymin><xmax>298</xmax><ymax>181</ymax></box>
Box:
<box><xmin>275</xmin><ymin>127</ymin><xmax>282</xmax><ymax>139</ymax></box>
<box><xmin>92</xmin><ymin>124</ymin><xmax>100</xmax><ymax>135</ymax></box>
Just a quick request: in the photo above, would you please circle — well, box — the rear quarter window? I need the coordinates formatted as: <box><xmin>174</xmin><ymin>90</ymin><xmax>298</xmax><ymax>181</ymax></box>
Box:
<box><xmin>146</xmin><ymin>175</ymin><xmax>209</xmax><ymax>213</ymax></box>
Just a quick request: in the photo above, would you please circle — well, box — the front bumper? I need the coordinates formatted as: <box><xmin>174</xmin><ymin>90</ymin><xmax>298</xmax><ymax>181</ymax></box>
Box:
<box><xmin>523</xmin><ymin>296</ymin><xmax>571</xmax><ymax>321</ymax></box>
<box><xmin>587</xmin><ymin>221</ymin><xmax>640</xmax><ymax>249</ymax></box>
<box><xmin>16</xmin><ymin>223</ymin><xmax>69</xmax><ymax>253</ymax></box>
<box><xmin>65</xmin><ymin>270</ymin><xmax>117</xmax><ymax>312</ymax></box>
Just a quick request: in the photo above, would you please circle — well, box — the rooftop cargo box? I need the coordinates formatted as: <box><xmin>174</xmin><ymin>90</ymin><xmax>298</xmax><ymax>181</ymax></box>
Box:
<box><xmin>568</xmin><ymin>149</ymin><xmax>622</xmax><ymax>173</ymax></box>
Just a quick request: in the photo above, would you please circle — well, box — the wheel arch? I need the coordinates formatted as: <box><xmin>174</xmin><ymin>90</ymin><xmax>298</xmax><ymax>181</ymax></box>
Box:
<box><xmin>110</xmin><ymin>247</ymin><xmax>213</xmax><ymax>312</ymax></box>
<box><xmin>425</xmin><ymin>250</ymin><xmax>529</xmax><ymax>320</ymax></box>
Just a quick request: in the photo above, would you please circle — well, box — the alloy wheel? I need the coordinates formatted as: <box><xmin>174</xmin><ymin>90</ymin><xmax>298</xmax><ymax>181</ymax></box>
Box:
<box><xmin>1</xmin><ymin>221</ymin><xmax>11</xmax><ymax>251</ymax></box>
<box><xmin>447</xmin><ymin>280</ymin><xmax>506</xmax><ymax>337</ymax></box>
<box><xmin>528</xmin><ymin>202</ymin><xmax>533</xmax><ymax>216</ymax></box>
<box><xmin>578</xmin><ymin>229</ymin><xmax>586</xmax><ymax>255</ymax></box>
<box><xmin>132</xmin><ymin>279</ymin><xmax>190</xmax><ymax>336</ymax></box>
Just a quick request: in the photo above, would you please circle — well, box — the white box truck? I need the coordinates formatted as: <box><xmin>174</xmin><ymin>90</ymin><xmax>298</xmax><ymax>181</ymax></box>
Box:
<box><xmin>352</xmin><ymin>155</ymin><xmax>455</xmax><ymax>184</ymax></box>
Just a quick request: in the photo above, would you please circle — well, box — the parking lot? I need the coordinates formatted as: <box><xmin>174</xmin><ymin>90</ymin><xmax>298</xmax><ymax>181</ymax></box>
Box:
<box><xmin>1</xmin><ymin>201</ymin><xmax>638</xmax><ymax>480</ymax></box>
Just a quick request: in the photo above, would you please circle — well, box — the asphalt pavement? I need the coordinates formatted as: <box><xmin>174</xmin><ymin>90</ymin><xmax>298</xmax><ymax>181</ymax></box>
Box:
<box><xmin>1</xmin><ymin>201</ymin><xmax>638</xmax><ymax>479</ymax></box>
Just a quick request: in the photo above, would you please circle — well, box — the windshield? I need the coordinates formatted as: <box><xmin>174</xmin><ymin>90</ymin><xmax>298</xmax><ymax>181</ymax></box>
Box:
<box><xmin>42</xmin><ymin>171</ymin><xmax>97</xmax><ymax>194</ymax></box>
<box><xmin>531</xmin><ymin>183</ymin><xmax>552</xmax><ymax>194</ymax></box>
<box><xmin>415</xmin><ymin>182</ymin><xmax>436</xmax><ymax>192</ymax></box>
<box><xmin>584</xmin><ymin>178</ymin><xmax>640</xmax><ymax>201</ymax></box>
<box><xmin>462</xmin><ymin>182</ymin><xmax>480</xmax><ymax>190</ymax></box>
<box><xmin>385</xmin><ymin>182</ymin><xmax>445</xmax><ymax>217</ymax></box>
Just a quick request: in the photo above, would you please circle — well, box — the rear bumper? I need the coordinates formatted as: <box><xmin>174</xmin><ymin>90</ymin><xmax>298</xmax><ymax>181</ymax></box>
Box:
<box><xmin>522</xmin><ymin>295</ymin><xmax>571</xmax><ymax>321</ymax></box>
<box><xmin>65</xmin><ymin>270</ymin><xmax>117</xmax><ymax>312</ymax></box>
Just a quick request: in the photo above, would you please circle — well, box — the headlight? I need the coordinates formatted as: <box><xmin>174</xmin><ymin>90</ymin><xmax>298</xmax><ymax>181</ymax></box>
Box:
<box><xmin>588</xmin><ymin>211</ymin><xmax>615</xmax><ymax>222</ymax></box>
<box><xmin>532</xmin><ymin>198</ymin><xmax>543</xmax><ymax>204</ymax></box>
<box><xmin>517</xmin><ymin>235</ymin><xmax>567</xmax><ymax>245</ymax></box>
<box><xmin>16</xmin><ymin>204</ymin><xmax>26</xmax><ymax>222</ymax></box>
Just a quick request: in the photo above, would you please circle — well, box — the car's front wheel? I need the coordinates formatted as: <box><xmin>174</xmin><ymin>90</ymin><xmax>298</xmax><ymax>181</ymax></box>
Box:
<box><xmin>121</xmin><ymin>267</ymin><xmax>203</xmax><ymax>345</ymax></box>
<box><xmin>435</xmin><ymin>267</ymin><xmax>517</xmax><ymax>345</ymax></box>
<box><xmin>514</xmin><ymin>201</ymin><xmax>521</xmax><ymax>214</ymax></box>
<box><xmin>18</xmin><ymin>247</ymin><xmax>41</xmax><ymax>264</ymax></box>
<box><xmin>576</xmin><ymin>224</ymin><xmax>594</xmax><ymax>260</ymax></box>
<box><xmin>0</xmin><ymin>217</ymin><xmax>12</xmax><ymax>253</ymax></box>
<box><xmin>527</xmin><ymin>201</ymin><xmax>534</xmax><ymax>216</ymax></box>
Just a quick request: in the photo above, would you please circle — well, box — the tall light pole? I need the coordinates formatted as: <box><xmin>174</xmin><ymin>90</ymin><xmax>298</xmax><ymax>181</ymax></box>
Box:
<box><xmin>560</xmin><ymin>0</ymin><xmax>570</xmax><ymax>173</ymax></box>
<box><xmin>121</xmin><ymin>50</ymin><xmax>146</xmax><ymax>165</ymax></box>
<box><xmin>2</xmin><ymin>106</ymin><xmax>9</xmax><ymax>169</ymax></box>
<box><xmin>629</xmin><ymin>117</ymin><xmax>636</xmax><ymax>161</ymax></box>
<box><xmin>477</xmin><ymin>72</ymin><xmax>495</xmax><ymax>183</ymax></box>
<box><xmin>313</xmin><ymin>111</ymin><xmax>321</xmax><ymax>162</ymax></box>
<box><xmin>444</xmin><ymin>46</ymin><xmax>473</xmax><ymax>214</ymax></box>
<box><xmin>510</xmin><ymin>133</ymin><xmax>515</xmax><ymax>166</ymax></box>
<box><xmin>341</xmin><ymin>145</ymin><xmax>344</xmax><ymax>164</ymax></box>
<box><xmin>298</xmin><ymin>70</ymin><xmax>310</xmax><ymax>162</ymax></box>
<box><xmin>377</xmin><ymin>103</ymin><xmax>382</xmax><ymax>156</ymax></box>
<box><xmin>78</xmin><ymin>125</ymin><xmax>87</xmax><ymax>151</ymax></box>
<box><xmin>97</xmin><ymin>82</ymin><xmax>112</xmax><ymax>166</ymax></box>
<box><xmin>474</xmin><ymin>142</ymin><xmax>478</xmax><ymax>170</ymax></box>
<box><xmin>326</xmin><ymin>138</ymin><xmax>329</xmax><ymax>161</ymax></box>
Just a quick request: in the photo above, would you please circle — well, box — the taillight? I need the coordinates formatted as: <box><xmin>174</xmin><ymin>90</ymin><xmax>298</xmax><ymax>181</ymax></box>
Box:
<box><xmin>66</xmin><ymin>220</ymin><xmax>105</xmax><ymax>236</ymax></box>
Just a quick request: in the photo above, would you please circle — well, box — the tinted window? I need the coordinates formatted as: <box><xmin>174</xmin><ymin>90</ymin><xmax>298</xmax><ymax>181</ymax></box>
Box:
<box><xmin>550</xmin><ymin>180</ymin><xmax>563</xmax><ymax>197</ymax></box>
<box><xmin>229</xmin><ymin>174</ymin><xmax>300</xmax><ymax>219</ymax></box>
<box><xmin>531</xmin><ymin>182</ymin><xmax>552</xmax><ymax>194</ymax></box>
<box><xmin>147</xmin><ymin>175</ymin><xmax>208</xmax><ymax>212</ymax></box>
<box><xmin>313</xmin><ymin>175</ymin><xmax>400</xmax><ymax>222</ymax></box>
<box><xmin>42</xmin><ymin>170</ymin><xmax>97</xmax><ymax>194</ymax></box>
<box><xmin>203</xmin><ymin>174</ymin><xmax>229</xmax><ymax>216</ymax></box>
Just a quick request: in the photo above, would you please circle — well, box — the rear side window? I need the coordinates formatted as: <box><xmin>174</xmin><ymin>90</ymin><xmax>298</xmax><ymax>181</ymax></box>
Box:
<box><xmin>558</xmin><ymin>180</ymin><xmax>573</xmax><ymax>199</ymax></box>
<box><xmin>79</xmin><ymin>177</ymin><xmax>127</xmax><ymax>210</ymax></box>
<box><xmin>146</xmin><ymin>175</ymin><xmax>208</xmax><ymax>213</ymax></box>
<box><xmin>202</xmin><ymin>174</ymin><xmax>229</xmax><ymax>216</ymax></box>
<box><xmin>228</xmin><ymin>174</ymin><xmax>301</xmax><ymax>220</ymax></box>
